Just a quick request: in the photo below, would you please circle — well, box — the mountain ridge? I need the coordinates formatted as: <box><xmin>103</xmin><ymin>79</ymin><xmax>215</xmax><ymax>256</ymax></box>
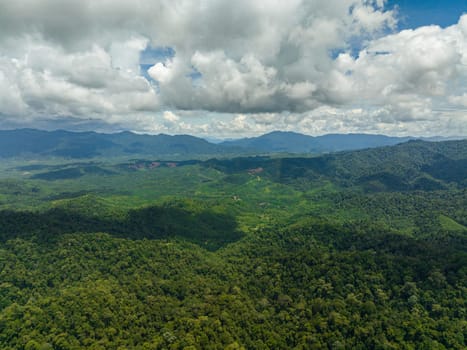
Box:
<box><xmin>0</xmin><ymin>128</ymin><xmax>464</xmax><ymax>159</ymax></box>
<box><xmin>222</xmin><ymin>131</ymin><xmax>416</xmax><ymax>153</ymax></box>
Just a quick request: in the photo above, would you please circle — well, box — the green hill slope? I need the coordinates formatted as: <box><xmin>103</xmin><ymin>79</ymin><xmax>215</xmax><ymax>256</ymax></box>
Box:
<box><xmin>206</xmin><ymin>139</ymin><xmax>467</xmax><ymax>190</ymax></box>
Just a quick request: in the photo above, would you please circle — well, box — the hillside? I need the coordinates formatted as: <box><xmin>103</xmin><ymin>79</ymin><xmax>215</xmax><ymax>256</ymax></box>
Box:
<box><xmin>206</xmin><ymin>139</ymin><xmax>467</xmax><ymax>191</ymax></box>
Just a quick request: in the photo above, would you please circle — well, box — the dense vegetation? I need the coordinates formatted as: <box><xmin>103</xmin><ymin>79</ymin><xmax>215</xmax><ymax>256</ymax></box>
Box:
<box><xmin>0</xmin><ymin>139</ymin><xmax>465</xmax><ymax>349</ymax></box>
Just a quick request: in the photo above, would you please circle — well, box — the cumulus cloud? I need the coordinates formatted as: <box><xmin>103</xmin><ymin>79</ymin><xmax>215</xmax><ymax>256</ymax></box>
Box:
<box><xmin>449</xmin><ymin>94</ymin><xmax>467</xmax><ymax>107</ymax></box>
<box><xmin>0</xmin><ymin>0</ymin><xmax>465</xmax><ymax>136</ymax></box>
<box><xmin>145</xmin><ymin>0</ymin><xmax>398</xmax><ymax>113</ymax></box>
<box><xmin>328</xmin><ymin>15</ymin><xmax>467</xmax><ymax>124</ymax></box>
<box><xmin>148</xmin><ymin>62</ymin><xmax>175</xmax><ymax>84</ymax></box>
<box><xmin>0</xmin><ymin>35</ymin><xmax>159</xmax><ymax>122</ymax></box>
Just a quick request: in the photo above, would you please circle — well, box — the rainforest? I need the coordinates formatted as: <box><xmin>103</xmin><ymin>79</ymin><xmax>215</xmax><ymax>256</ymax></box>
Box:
<box><xmin>0</xmin><ymin>134</ymin><xmax>465</xmax><ymax>349</ymax></box>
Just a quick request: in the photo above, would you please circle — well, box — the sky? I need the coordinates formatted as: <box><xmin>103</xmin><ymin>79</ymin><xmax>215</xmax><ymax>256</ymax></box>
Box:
<box><xmin>0</xmin><ymin>0</ymin><xmax>466</xmax><ymax>138</ymax></box>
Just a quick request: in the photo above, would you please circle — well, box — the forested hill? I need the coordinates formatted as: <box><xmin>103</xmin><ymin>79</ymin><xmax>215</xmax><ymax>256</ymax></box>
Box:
<box><xmin>205</xmin><ymin>139</ymin><xmax>467</xmax><ymax>191</ymax></box>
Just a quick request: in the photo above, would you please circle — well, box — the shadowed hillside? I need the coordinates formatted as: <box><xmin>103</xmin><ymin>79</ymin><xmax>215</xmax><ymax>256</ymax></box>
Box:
<box><xmin>0</xmin><ymin>198</ymin><xmax>241</xmax><ymax>250</ymax></box>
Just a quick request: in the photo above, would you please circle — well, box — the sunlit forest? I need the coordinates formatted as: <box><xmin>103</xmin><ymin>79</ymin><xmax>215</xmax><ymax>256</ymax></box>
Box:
<box><xmin>0</xmin><ymin>139</ymin><xmax>465</xmax><ymax>349</ymax></box>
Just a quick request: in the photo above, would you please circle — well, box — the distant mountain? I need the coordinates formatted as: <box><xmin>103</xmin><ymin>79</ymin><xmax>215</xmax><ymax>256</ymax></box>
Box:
<box><xmin>0</xmin><ymin>129</ymin><xmax>464</xmax><ymax>159</ymax></box>
<box><xmin>221</xmin><ymin>131</ymin><xmax>316</xmax><ymax>153</ymax></box>
<box><xmin>221</xmin><ymin>131</ymin><xmax>415</xmax><ymax>153</ymax></box>
<box><xmin>0</xmin><ymin>129</ymin><xmax>231</xmax><ymax>159</ymax></box>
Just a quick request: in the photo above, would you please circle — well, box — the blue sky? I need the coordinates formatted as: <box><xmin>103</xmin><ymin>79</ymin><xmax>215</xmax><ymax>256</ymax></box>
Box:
<box><xmin>389</xmin><ymin>0</ymin><xmax>466</xmax><ymax>28</ymax></box>
<box><xmin>0</xmin><ymin>1</ymin><xmax>466</xmax><ymax>137</ymax></box>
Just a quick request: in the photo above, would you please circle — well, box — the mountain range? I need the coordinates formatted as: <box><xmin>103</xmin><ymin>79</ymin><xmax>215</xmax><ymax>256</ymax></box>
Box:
<box><xmin>0</xmin><ymin>128</ymin><xmax>463</xmax><ymax>159</ymax></box>
<box><xmin>0</xmin><ymin>129</ymin><xmax>226</xmax><ymax>159</ymax></box>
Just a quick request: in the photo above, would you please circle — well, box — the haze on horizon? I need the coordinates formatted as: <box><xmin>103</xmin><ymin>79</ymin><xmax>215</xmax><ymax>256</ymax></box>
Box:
<box><xmin>0</xmin><ymin>0</ymin><xmax>466</xmax><ymax>138</ymax></box>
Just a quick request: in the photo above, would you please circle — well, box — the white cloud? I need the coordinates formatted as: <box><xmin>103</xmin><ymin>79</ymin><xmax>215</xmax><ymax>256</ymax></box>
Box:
<box><xmin>351</xmin><ymin>3</ymin><xmax>396</xmax><ymax>33</ymax></box>
<box><xmin>110</xmin><ymin>37</ymin><xmax>148</xmax><ymax>74</ymax></box>
<box><xmin>163</xmin><ymin>111</ymin><xmax>180</xmax><ymax>123</ymax></box>
<box><xmin>0</xmin><ymin>58</ymin><xmax>28</xmax><ymax>116</ymax></box>
<box><xmin>449</xmin><ymin>94</ymin><xmax>467</xmax><ymax>107</ymax></box>
<box><xmin>0</xmin><ymin>0</ymin><xmax>465</xmax><ymax>136</ymax></box>
<box><xmin>328</xmin><ymin>15</ymin><xmax>467</xmax><ymax>123</ymax></box>
<box><xmin>148</xmin><ymin>62</ymin><xmax>174</xmax><ymax>84</ymax></box>
<box><xmin>189</xmin><ymin>51</ymin><xmax>278</xmax><ymax>111</ymax></box>
<box><xmin>284</xmin><ymin>81</ymin><xmax>317</xmax><ymax>100</ymax></box>
<box><xmin>0</xmin><ymin>35</ymin><xmax>159</xmax><ymax>122</ymax></box>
